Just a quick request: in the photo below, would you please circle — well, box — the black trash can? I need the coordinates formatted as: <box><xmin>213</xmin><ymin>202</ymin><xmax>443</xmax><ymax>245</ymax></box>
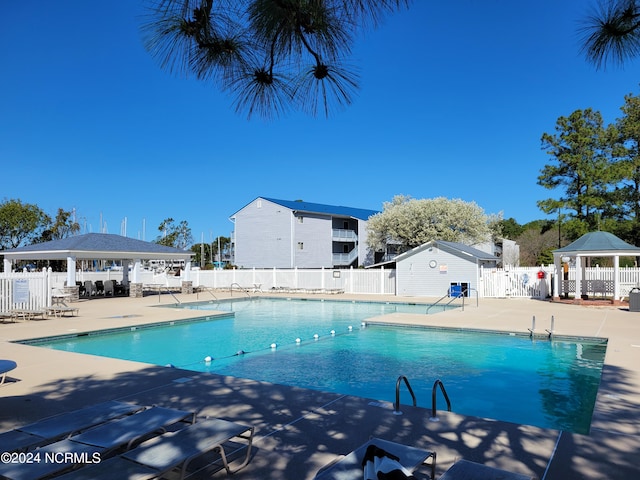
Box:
<box><xmin>629</xmin><ymin>288</ymin><xmax>640</xmax><ymax>312</ymax></box>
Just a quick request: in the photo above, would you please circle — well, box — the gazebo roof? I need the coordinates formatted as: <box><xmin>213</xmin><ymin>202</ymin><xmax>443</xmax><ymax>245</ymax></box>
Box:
<box><xmin>554</xmin><ymin>231</ymin><xmax>640</xmax><ymax>255</ymax></box>
<box><xmin>1</xmin><ymin>233</ymin><xmax>193</xmax><ymax>261</ymax></box>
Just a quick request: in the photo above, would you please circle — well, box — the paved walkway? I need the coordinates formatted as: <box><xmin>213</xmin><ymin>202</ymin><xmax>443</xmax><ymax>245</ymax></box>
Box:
<box><xmin>0</xmin><ymin>292</ymin><xmax>639</xmax><ymax>479</ymax></box>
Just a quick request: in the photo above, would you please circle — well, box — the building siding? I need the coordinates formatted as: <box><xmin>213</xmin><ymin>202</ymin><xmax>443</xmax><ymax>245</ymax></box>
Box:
<box><xmin>293</xmin><ymin>213</ymin><xmax>333</xmax><ymax>268</ymax></box>
<box><xmin>234</xmin><ymin>198</ymin><xmax>294</xmax><ymax>268</ymax></box>
<box><xmin>396</xmin><ymin>243</ymin><xmax>492</xmax><ymax>297</ymax></box>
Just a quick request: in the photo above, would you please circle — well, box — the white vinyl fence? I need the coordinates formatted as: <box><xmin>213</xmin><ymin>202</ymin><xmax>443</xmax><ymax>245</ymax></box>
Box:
<box><xmin>3</xmin><ymin>265</ymin><xmax>640</xmax><ymax>313</ymax></box>
<box><xmin>169</xmin><ymin>266</ymin><xmax>396</xmax><ymax>295</ymax></box>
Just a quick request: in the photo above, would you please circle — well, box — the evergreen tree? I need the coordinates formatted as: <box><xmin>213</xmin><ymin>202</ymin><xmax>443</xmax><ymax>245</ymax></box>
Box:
<box><xmin>537</xmin><ymin>108</ymin><xmax>617</xmax><ymax>239</ymax></box>
<box><xmin>613</xmin><ymin>92</ymin><xmax>640</xmax><ymax>243</ymax></box>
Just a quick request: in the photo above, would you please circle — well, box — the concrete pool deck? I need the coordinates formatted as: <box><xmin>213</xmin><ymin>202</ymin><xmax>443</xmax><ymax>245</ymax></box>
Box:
<box><xmin>0</xmin><ymin>292</ymin><xmax>638</xmax><ymax>479</ymax></box>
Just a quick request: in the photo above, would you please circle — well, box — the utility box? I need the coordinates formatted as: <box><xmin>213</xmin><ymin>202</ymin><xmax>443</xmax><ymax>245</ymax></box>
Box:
<box><xmin>630</xmin><ymin>288</ymin><xmax>640</xmax><ymax>312</ymax></box>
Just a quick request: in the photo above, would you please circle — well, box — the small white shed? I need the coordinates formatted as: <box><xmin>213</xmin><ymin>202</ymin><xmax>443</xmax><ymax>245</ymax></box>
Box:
<box><xmin>395</xmin><ymin>240</ymin><xmax>499</xmax><ymax>297</ymax></box>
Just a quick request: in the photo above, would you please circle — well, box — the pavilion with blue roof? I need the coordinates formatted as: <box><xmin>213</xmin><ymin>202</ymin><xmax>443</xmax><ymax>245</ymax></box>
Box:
<box><xmin>552</xmin><ymin>231</ymin><xmax>640</xmax><ymax>302</ymax></box>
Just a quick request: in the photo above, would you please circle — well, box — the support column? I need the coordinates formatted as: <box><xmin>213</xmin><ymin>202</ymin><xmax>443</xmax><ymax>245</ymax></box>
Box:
<box><xmin>66</xmin><ymin>256</ymin><xmax>77</xmax><ymax>289</ymax></box>
<box><xmin>614</xmin><ymin>255</ymin><xmax>620</xmax><ymax>301</ymax></box>
<box><xmin>129</xmin><ymin>283</ymin><xmax>143</xmax><ymax>298</ymax></box>
<box><xmin>575</xmin><ymin>256</ymin><xmax>582</xmax><ymax>301</ymax></box>
<box><xmin>553</xmin><ymin>254</ymin><xmax>561</xmax><ymax>299</ymax></box>
<box><xmin>181</xmin><ymin>281</ymin><xmax>193</xmax><ymax>294</ymax></box>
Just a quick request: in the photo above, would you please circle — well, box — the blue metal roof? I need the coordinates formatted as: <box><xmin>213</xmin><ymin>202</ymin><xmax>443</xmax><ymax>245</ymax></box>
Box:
<box><xmin>262</xmin><ymin>197</ymin><xmax>379</xmax><ymax>221</ymax></box>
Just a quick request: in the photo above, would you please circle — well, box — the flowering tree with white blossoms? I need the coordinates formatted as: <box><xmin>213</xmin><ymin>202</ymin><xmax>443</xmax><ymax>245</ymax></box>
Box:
<box><xmin>366</xmin><ymin>195</ymin><xmax>501</xmax><ymax>254</ymax></box>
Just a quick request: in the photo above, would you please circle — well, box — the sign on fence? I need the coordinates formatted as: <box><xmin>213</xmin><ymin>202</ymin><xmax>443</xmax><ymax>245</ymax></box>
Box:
<box><xmin>12</xmin><ymin>279</ymin><xmax>30</xmax><ymax>303</ymax></box>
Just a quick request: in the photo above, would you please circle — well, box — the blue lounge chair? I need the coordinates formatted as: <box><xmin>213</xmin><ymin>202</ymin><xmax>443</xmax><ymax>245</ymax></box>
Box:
<box><xmin>53</xmin><ymin>417</ymin><xmax>255</xmax><ymax>480</ymax></box>
<box><xmin>0</xmin><ymin>406</ymin><xmax>195</xmax><ymax>480</ymax></box>
<box><xmin>68</xmin><ymin>405</ymin><xmax>195</xmax><ymax>452</ymax></box>
<box><xmin>0</xmin><ymin>401</ymin><xmax>143</xmax><ymax>453</ymax></box>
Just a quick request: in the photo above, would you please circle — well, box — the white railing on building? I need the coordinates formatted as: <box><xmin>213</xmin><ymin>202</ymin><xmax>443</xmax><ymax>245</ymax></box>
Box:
<box><xmin>333</xmin><ymin>248</ymin><xmax>358</xmax><ymax>266</ymax></box>
<box><xmin>331</xmin><ymin>229</ymin><xmax>357</xmax><ymax>241</ymax></box>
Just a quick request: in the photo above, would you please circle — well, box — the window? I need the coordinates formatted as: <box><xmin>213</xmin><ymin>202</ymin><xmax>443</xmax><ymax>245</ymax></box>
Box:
<box><xmin>297</xmin><ymin>242</ymin><xmax>304</xmax><ymax>250</ymax></box>
<box><xmin>256</xmin><ymin>199</ymin><xmax>262</xmax><ymax>208</ymax></box>
<box><xmin>298</xmin><ymin>216</ymin><xmax>303</xmax><ymax>223</ymax></box>
<box><xmin>343</xmin><ymin>221</ymin><xmax>349</xmax><ymax>229</ymax></box>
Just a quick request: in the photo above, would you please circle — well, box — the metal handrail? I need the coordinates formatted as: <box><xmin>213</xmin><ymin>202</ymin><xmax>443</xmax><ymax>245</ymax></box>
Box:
<box><xmin>426</xmin><ymin>292</ymin><xmax>450</xmax><ymax>313</ymax></box>
<box><xmin>168</xmin><ymin>290</ymin><xmax>181</xmax><ymax>304</ymax></box>
<box><xmin>430</xmin><ymin>379</ymin><xmax>451</xmax><ymax>421</ymax></box>
<box><xmin>427</xmin><ymin>287</ymin><xmax>479</xmax><ymax>313</ymax></box>
<box><xmin>393</xmin><ymin>375</ymin><xmax>417</xmax><ymax>415</ymax></box>
<box><xmin>466</xmin><ymin>287</ymin><xmax>479</xmax><ymax>308</ymax></box>
<box><xmin>196</xmin><ymin>287</ymin><xmax>218</xmax><ymax>302</ymax></box>
<box><xmin>426</xmin><ymin>290</ymin><xmax>464</xmax><ymax>313</ymax></box>
<box><xmin>230</xmin><ymin>283</ymin><xmax>250</xmax><ymax>297</ymax></box>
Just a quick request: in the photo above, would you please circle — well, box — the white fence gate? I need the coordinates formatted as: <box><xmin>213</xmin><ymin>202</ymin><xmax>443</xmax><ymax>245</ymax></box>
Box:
<box><xmin>479</xmin><ymin>266</ymin><xmax>640</xmax><ymax>299</ymax></box>
<box><xmin>480</xmin><ymin>267</ymin><xmax>552</xmax><ymax>299</ymax></box>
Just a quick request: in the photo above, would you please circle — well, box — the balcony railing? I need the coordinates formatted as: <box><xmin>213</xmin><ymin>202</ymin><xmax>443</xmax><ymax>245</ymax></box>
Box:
<box><xmin>332</xmin><ymin>229</ymin><xmax>357</xmax><ymax>241</ymax></box>
<box><xmin>333</xmin><ymin>248</ymin><xmax>358</xmax><ymax>266</ymax></box>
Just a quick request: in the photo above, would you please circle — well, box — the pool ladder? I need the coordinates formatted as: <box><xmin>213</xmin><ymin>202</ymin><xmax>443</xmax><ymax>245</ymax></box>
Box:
<box><xmin>393</xmin><ymin>376</ymin><xmax>451</xmax><ymax>421</ymax></box>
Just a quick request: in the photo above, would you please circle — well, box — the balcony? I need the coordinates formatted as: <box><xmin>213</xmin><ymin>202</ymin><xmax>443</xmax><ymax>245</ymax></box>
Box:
<box><xmin>332</xmin><ymin>229</ymin><xmax>357</xmax><ymax>241</ymax></box>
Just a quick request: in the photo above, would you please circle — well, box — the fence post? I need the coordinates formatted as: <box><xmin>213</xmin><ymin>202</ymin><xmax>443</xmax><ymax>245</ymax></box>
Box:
<box><xmin>46</xmin><ymin>267</ymin><xmax>52</xmax><ymax>308</ymax></box>
<box><xmin>349</xmin><ymin>266</ymin><xmax>354</xmax><ymax>294</ymax></box>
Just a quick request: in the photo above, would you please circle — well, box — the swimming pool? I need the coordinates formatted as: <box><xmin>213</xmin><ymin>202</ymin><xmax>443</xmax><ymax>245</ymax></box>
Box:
<box><xmin>26</xmin><ymin>298</ymin><xmax>606</xmax><ymax>434</ymax></box>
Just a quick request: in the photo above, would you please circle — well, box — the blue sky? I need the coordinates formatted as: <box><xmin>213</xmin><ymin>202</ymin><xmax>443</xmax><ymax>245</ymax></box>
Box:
<box><xmin>2</xmin><ymin>1</ymin><xmax>639</xmax><ymax>246</ymax></box>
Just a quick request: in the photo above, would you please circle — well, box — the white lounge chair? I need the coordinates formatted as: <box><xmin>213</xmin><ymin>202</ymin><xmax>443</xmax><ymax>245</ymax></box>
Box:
<box><xmin>314</xmin><ymin>437</ymin><xmax>436</xmax><ymax>480</ymax></box>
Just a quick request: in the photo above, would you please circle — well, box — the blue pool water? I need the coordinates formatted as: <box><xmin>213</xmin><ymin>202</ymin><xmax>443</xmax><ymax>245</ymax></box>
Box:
<box><xmin>28</xmin><ymin>298</ymin><xmax>606</xmax><ymax>434</ymax></box>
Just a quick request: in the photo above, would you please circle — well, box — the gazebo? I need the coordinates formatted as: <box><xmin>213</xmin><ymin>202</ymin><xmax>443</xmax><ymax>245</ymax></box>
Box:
<box><xmin>552</xmin><ymin>231</ymin><xmax>640</xmax><ymax>302</ymax></box>
<box><xmin>1</xmin><ymin>233</ymin><xmax>193</xmax><ymax>296</ymax></box>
